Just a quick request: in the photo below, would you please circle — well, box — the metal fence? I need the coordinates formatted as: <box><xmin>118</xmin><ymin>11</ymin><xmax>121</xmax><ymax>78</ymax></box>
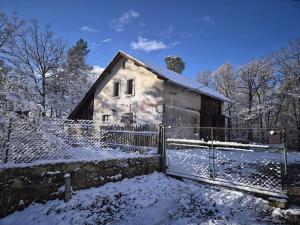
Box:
<box><xmin>285</xmin><ymin>129</ymin><xmax>300</xmax><ymax>152</ymax></box>
<box><xmin>163</xmin><ymin>126</ymin><xmax>287</xmax><ymax>197</ymax></box>
<box><xmin>0</xmin><ymin>118</ymin><xmax>159</xmax><ymax>165</ymax></box>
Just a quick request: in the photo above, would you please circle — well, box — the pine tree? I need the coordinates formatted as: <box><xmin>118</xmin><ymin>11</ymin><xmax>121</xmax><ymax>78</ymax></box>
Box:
<box><xmin>63</xmin><ymin>39</ymin><xmax>92</xmax><ymax>115</ymax></box>
<box><xmin>67</xmin><ymin>39</ymin><xmax>90</xmax><ymax>71</ymax></box>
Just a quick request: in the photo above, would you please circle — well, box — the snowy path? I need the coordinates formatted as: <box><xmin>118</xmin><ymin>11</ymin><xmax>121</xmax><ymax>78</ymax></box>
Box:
<box><xmin>0</xmin><ymin>173</ymin><xmax>286</xmax><ymax>225</ymax></box>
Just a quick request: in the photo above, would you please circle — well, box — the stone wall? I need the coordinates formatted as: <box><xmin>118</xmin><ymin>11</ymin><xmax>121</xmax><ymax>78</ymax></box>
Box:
<box><xmin>0</xmin><ymin>156</ymin><xmax>161</xmax><ymax>218</ymax></box>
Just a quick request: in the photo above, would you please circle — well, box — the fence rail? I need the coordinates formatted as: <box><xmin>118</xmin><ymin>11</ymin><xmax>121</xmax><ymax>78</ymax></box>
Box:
<box><xmin>0</xmin><ymin>118</ymin><xmax>159</xmax><ymax>165</ymax></box>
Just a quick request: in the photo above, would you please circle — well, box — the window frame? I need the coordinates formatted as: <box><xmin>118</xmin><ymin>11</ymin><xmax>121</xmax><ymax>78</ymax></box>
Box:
<box><xmin>126</xmin><ymin>79</ymin><xmax>135</xmax><ymax>96</ymax></box>
<box><xmin>102</xmin><ymin>115</ymin><xmax>110</xmax><ymax>122</ymax></box>
<box><xmin>112</xmin><ymin>81</ymin><xmax>121</xmax><ymax>97</ymax></box>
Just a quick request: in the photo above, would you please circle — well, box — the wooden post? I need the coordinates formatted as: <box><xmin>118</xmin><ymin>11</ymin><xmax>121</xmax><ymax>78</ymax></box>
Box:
<box><xmin>64</xmin><ymin>173</ymin><xmax>72</xmax><ymax>202</ymax></box>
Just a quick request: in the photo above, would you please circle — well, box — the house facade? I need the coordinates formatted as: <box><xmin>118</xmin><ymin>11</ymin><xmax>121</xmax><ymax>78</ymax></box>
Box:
<box><xmin>68</xmin><ymin>51</ymin><xmax>230</xmax><ymax>130</ymax></box>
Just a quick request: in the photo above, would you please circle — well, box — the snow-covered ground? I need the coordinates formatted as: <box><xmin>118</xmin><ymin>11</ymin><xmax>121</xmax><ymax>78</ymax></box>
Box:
<box><xmin>166</xmin><ymin>147</ymin><xmax>300</xmax><ymax>194</ymax></box>
<box><xmin>0</xmin><ymin>173</ymin><xmax>286</xmax><ymax>225</ymax></box>
<box><xmin>0</xmin><ymin>147</ymin><xmax>150</xmax><ymax>169</ymax></box>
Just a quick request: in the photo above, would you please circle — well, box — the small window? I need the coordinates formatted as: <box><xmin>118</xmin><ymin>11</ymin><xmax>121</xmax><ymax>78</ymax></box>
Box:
<box><xmin>126</xmin><ymin>79</ymin><xmax>134</xmax><ymax>95</ymax></box>
<box><xmin>121</xmin><ymin>113</ymin><xmax>133</xmax><ymax>125</ymax></box>
<box><xmin>113</xmin><ymin>81</ymin><xmax>120</xmax><ymax>97</ymax></box>
<box><xmin>102</xmin><ymin>115</ymin><xmax>110</xmax><ymax>122</ymax></box>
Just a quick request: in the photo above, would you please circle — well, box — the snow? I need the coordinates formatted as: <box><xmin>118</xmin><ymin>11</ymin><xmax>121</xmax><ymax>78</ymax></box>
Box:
<box><xmin>165</xmin><ymin>146</ymin><xmax>293</xmax><ymax>194</ymax></box>
<box><xmin>0</xmin><ymin>173</ymin><xmax>286</xmax><ymax>225</ymax></box>
<box><xmin>268</xmin><ymin>197</ymin><xmax>287</xmax><ymax>204</ymax></box>
<box><xmin>167</xmin><ymin>138</ymin><xmax>271</xmax><ymax>149</ymax></box>
<box><xmin>46</xmin><ymin>171</ymin><xmax>62</xmax><ymax>175</ymax></box>
<box><xmin>165</xmin><ymin>143</ymin><xmax>300</xmax><ymax>195</ymax></box>
<box><xmin>0</xmin><ymin>148</ymin><xmax>149</xmax><ymax>169</ymax></box>
<box><xmin>287</xmin><ymin>151</ymin><xmax>300</xmax><ymax>164</ymax></box>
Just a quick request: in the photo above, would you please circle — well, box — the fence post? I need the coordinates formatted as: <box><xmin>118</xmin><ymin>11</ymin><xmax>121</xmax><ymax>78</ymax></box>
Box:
<box><xmin>159</xmin><ymin>124</ymin><xmax>167</xmax><ymax>173</ymax></box>
<box><xmin>158</xmin><ymin>124</ymin><xmax>162</xmax><ymax>155</ymax></box>
<box><xmin>64</xmin><ymin>173</ymin><xmax>72</xmax><ymax>202</ymax></box>
<box><xmin>283</xmin><ymin>129</ymin><xmax>289</xmax><ymax>194</ymax></box>
<box><xmin>210</xmin><ymin>127</ymin><xmax>215</xmax><ymax>179</ymax></box>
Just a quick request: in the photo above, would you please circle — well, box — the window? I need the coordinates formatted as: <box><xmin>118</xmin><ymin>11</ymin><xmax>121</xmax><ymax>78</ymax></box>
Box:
<box><xmin>126</xmin><ymin>79</ymin><xmax>134</xmax><ymax>95</ymax></box>
<box><xmin>113</xmin><ymin>81</ymin><xmax>120</xmax><ymax>97</ymax></box>
<box><xmin>121</xmin><ymin>113</ymin><xmax>133</xmax><ymax>125</ymax></box>
<box><xmin>102</xmin><ymin>115</ymin><xmax>110</xmax><ymax>122</ymax></box>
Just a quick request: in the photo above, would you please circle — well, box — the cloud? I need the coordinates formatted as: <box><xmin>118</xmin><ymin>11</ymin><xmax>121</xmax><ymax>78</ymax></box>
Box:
<box><xmin>182</xmin><ymin>33</ymin><xmax>192</xmax><ymax>38</ymax></box>
<box><xmin>90</xmin><ymin>42</ymin><xmax>102</xmax><ymax>50</ymax></box>
<box><xmin>80</xmin><ymin>26</ymin><xmax>99</xmax><ymax>33</ymax></box>
<box><xmin>169</xmin><ymin>41</ymin><xmax>181</xmax><ymax>48</ymax></box>
<box><xmin>101</xmin><ymin>38</ymin><xmax>111</xmax><ymax>43</ymax></box>
<box><xmin>89</xmin><ymin>66</ymin><xmax>105</xmax><ymax>82</ymax></box>
<box><xmin>92</xmin><ymin>66</ymin><xmax>105</xmax><ymax>74</ymax></box>
<box><xmin>160</xmin><ymin>26</ymin><xmax>174</xmax><ymax>36</ymax></box>
<box><xmin>130</xmin><ymin>36</ymin><xmax>167</xmax><ymax>52</ymax></box>
<box><xmin>110</xmin><ymin>10</ymin><xmax>139</xmax><ymax>32</ymax></box>
<box><xmin>202</xmin><ymin>16</ymin><xmax>214</xmax><ymax>23</ymax></box>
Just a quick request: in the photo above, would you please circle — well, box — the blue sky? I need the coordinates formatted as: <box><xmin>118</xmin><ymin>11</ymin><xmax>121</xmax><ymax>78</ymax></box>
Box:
<box><xmin>1</xmin><ymin>0</ymin><xmax>300</xmax><ymax>79</ymax></box>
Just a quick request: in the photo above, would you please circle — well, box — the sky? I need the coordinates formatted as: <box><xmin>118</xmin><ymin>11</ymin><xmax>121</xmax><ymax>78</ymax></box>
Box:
<box><xmin>1</xmin><ymin>0</ymin><xmax>300</xmax><ymax>79</ymax></box>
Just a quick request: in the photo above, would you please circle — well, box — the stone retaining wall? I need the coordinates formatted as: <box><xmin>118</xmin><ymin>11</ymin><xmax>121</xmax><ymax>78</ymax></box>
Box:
<box><xmin>0</xmin><ymin>156</ymin><xmax>161</xmax><ymax>218</ymax></box>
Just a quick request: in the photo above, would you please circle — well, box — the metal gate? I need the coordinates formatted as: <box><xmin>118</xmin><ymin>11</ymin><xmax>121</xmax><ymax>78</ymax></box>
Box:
<box><xmin>160</xmin><ymin>126</ymin><xmax>288</xmax><ymax>198</ymax></box>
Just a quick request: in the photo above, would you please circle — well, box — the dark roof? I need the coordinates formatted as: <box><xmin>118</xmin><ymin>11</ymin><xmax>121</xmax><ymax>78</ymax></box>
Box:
<box><xmin>68</xmin><ymin>51</ymin><xmax>231</xmax><ymax>119</ymax></box>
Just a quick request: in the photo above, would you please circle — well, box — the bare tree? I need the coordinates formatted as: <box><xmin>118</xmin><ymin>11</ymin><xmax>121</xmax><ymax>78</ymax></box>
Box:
<box><xmin>0</xmin><ymin>12</ymin><xmax>23</xmax><ymax>57</ymax></box>
<box><xmin>213</xmin><ymin>63</ymin><xmax>237</xmax><ymax>118</ymax></box>
<box><xmin>237</xmin><ymin>58</ymin><xmax>274</xmax><ymax>130</ymax></box>
<box><xmin>276</xmin><ymin>39</ymin><xmax>300</xmax><ymax>130</ymax></box>
<box><xmin>196</xmin><ymin>70</ymin><xmax>216</xmax><ymax>88</ymax></box>
<box><xmin>7</xmin><ymin>20</ymin><xmax>65</xmax><ymax>115</ymax></box>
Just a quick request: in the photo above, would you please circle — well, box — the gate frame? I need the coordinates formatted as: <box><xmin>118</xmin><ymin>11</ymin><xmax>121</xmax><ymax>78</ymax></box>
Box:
<box><xmin>160</xmin><ymin>126</ymin><xmax>289</xmax><ymax>199</ymax></box>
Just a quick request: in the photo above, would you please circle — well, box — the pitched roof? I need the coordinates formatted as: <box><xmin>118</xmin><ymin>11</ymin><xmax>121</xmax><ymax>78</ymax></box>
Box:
<box><xmin>68</xmin><ymin>51</ymin><xmax>231</xmax><ymax>119</ymax></box>
<box><xmin>119</xmin><ymin>51</ymin><xmax>231</xmax><ymax>102</ymax></box>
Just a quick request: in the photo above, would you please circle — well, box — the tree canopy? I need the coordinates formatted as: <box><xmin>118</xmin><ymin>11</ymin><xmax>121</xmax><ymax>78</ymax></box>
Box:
<box><xmin>165</xmin><ymin>56</ymin><xmax>185</xmax><ymax>74</ymax></box>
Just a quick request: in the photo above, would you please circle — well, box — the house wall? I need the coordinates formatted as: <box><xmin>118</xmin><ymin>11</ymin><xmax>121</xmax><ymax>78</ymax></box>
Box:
<box><xmin>93</xmin><ymin>58</ymin><xmax>164</xmax><ymax>124</ymax></box>
<box><xmin>162</xmin><ymin>82</ymin><xmax>201</xmax><ymax>138</ymax></box>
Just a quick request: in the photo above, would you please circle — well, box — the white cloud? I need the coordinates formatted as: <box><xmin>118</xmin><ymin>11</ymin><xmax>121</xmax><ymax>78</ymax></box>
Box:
<box><xmin>92</xmin><ymin>66</ymin><xmax>105</xmax><ymax>74</ymax></box>
<box><xmin>89</xmin><ymin>66</ymin><xmax>105</xmax><ymax>82</ymax></box>
<box><xmin>80</xmin><ymin>26</ymin><xmax>99</xmax><ymax>33</ymax></box>
<box><xmin>110</xmin><ymin>10</ymin><xmax>139</xmax><ymax>32</ymax></box>
<box><xmin>160</xmin><ymin>25</ymin><xmax>174</xmax><ymax>36</ymax></box>
<box><xmin>101</xmin><ymin>38</ymin><xmax>111</xmax><ymax>43</ymax></box>
<box><xmin>130</xmin><ymin>36</ymin><xmax>167</xmax><ymax>52</ymax></box>
<box><xmin>91</xmin><ymin>42</ymin><xmax>101</xmax><ymax>47</ymax></box>
<box><xmin>202</xmin><ymin>16</ymin><xmax>214</xmax><ymax>23</ymax></box>
<box><xmin>169</xmin><ymin>41</ymin><xmax>181</xmax><ymax>48</ymax></box>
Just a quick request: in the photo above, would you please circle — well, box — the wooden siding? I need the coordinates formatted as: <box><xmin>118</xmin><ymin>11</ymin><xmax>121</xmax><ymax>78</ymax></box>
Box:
<box><xmin>200</xmin><ymin>95</ymin><xmax>225</xmax><ymax>127</ymax></box>
<box><xmin>70</xmin><ymin>94</ymin><xmax>94</xmax><ymax>120</ymax></box>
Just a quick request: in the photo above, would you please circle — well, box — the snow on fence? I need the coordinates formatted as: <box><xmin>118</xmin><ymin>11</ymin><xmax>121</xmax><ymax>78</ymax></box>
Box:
<box><xmin>164</xmin><ymin>126</ymin><xmax>287</xmax><ymax>196</ymax></box>
<box><xmin>0</xmin><ymin>118</ymin><xmax>159</xmax><ymax>165</ymax></box>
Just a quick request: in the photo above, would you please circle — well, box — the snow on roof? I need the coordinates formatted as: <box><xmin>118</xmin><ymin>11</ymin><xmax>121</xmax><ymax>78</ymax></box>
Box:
<box><xmin>120</xmin><ymin>51</ymin><xmax>231</xmax><ymax>102</ymax></box>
